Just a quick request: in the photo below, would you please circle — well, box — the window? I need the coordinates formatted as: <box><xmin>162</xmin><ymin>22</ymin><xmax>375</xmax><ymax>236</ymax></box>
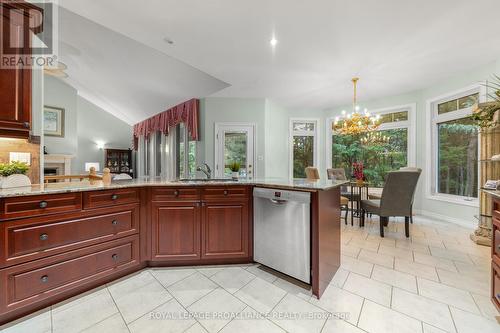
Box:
<box><xmin>430</xmin><ymin>90</ymin><xmax>479</xmax><ymax>201</ymax></box>
<box><xmin>329</xmin><ymin>106</ymin><xmax>414</xmax><ymax>187</ymax></box>
<box><xmin>137</xmin><ymin>124</ymin><xmax>196</xmax><ymax>179</ymax></box>
<box><xmin>290</xmin><ymin>119</ymin><xmax>318</xmax><ymax>179</ymax></box>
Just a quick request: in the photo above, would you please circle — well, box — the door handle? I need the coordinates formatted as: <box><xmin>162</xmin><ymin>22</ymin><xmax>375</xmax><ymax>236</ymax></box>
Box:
<box><xmin>270</xmin><ymin>199</ymin><xmax>288</xmax><ymax>205</ymax></box>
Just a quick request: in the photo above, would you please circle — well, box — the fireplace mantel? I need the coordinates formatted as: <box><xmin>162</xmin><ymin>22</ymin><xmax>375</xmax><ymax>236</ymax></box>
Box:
<box><xmin>44</xmin><ymin>154</ymin><xmax>74</xmax><ymax>176</ymax></box>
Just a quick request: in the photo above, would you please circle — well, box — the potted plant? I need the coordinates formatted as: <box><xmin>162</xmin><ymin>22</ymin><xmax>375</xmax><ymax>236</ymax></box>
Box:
<box><xmin>229</xmin><ymin>161</ymin><xmax>241</xmax><ymax>180</ymax></box>
<box><xmin>470</xmin><ymin>75</ymin><xmax>500</xmax><ymax>129</ymax></box>
<box><xmin>352</xmin><ymin>162</ymin><xmax>364</xmax><ymax>185</ymax></box>
<box><xmin>0</xmin><ymin>161</ymin><xmax>31</xmax><ymax>188</ymax></box>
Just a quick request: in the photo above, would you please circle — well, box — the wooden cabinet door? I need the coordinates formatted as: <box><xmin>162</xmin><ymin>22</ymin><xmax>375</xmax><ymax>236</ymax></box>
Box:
<box><xmin>0</xmin><ymin>4</ymin><xmax>32</xmax><ymax>137</ymax></box>
<box><xmin>151</xmin><ymin>202</ymin><xmax>201</xmax><ymax>261</ymax></box>
<box><xmin>201</xmin><ymin>201</ymin><xmax>249</xmax><ymax>259</ymax></box>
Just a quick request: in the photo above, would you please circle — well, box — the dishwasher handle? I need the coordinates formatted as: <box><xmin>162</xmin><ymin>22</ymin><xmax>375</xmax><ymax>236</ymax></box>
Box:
<box><xmin>270</xmin><ymin>198</ymin><xmax>288</xmax><ymax>205</ymax></box>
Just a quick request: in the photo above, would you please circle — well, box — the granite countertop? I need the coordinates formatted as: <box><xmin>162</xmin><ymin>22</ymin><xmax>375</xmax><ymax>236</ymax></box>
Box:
<box><xmin>0</xmin><ymin>178</ymin><xmax>348</xmax><ymax>198</ymax></box>
<box><xmin>483</xmin><ymin>189</ymin><xmax>500</xmax><ymax>199</ymax></box>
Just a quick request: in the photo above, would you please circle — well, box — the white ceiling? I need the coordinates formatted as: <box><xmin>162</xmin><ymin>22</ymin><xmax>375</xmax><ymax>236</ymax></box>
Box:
<box><xmin>56</xmin><ymin>8</ymin><xmax>228</xmax><ymax>125</ymax></box>
<box><xmin>59</xmin><ymin>0</ymin><xmax>500</xmax><ymax>117</ymax></box>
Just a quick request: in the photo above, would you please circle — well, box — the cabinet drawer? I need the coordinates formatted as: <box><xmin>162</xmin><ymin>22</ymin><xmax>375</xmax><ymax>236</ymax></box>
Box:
<box><xmin>201</xmin><ymin>186</ymin><xmax>249</xmax><ymax>201</ymax></box>
<box><xmin>0</xmin><ymin>193</ymin><xmax>82</xmax><ymax>220</ymax></box>
<box><xmin>495</xmin><ymin>228</ymin><xmax>500</xmax><ymax>259</ymax></box>
<box><xmin>492</xmin><ymin>262</ymin><xmax>500</xmax><ymax>311</ymax></box>
<box><xmin>493</xmin><ymin>199</ymin><xmax>500</xmax><ymax>220</ymax></box>
<box><xmin>83</xmin><ymin>189</ymin><xmax>139</xmax><ymax>209</ymax></box>
<box><xmin>1</xmin><ymin>207</ymin><xmax>139</xmax><ymax>267</ymax></box>
<box><xmin>0</xmin><ymin>236</ymin><xmax>140</xmax><ymax>310</ymax></box>
<box><xmin>151</xmin><ymin>187</ymin><xmax>200</xmax><ymax>201</ymax></box>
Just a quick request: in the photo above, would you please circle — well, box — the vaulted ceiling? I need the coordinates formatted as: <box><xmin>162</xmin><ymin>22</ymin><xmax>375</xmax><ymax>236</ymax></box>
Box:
<box><xmin>58</xmin><ymin>0</ymin><xmax>500</xmax><ymax>123</ymax></box>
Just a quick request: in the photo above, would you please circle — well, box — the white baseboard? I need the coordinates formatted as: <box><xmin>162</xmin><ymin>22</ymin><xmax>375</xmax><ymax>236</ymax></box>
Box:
<box><xmin>414</xmin><ymin>209</ymin><xmax>475</xmax><ymax>228</ymax></box>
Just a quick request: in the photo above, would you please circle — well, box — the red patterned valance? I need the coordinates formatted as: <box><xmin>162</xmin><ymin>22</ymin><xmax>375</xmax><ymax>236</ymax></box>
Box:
<box><xmin>133</xmin><ymin>99</ymin><xmax>199</xmax><ymax>149</ymax></box>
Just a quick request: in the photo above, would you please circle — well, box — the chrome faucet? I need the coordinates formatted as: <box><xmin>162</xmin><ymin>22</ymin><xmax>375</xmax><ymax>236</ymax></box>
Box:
<box><xmin>196</xmin><ymin>163</ymin><xmax>212</xmax><ymax>179</ymax></box>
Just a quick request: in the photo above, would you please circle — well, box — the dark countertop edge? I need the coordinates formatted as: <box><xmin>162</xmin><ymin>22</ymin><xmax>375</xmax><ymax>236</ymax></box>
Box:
<box><xmin>0</xmin><ymin>180</ymin><xmax>349</xmax><ymax>198</ymax></box>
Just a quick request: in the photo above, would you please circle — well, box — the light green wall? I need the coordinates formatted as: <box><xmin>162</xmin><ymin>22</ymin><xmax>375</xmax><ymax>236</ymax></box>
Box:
<box><xmin>198</xmin><ymin>97</ymin><xmax>267</xmax><ymax>178</ymax></box>
<box><xmin>212</xmin><ymin>60</ymin><xmax>499</xmax><ymax>225</ymax></box>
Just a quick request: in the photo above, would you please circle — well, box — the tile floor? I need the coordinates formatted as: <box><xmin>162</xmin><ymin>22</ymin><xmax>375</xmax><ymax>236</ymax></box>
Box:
<box><xmin>1</xmin><ymin>215</ymin><xmax>499</xmax><ymax>333</ymax></box>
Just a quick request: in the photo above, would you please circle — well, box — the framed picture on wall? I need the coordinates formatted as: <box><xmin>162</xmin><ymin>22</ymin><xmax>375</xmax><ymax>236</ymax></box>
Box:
<box><xmin>44</xmin><ymin>106</ymin><xmax>65</xmax><ymax>137</ymax></box>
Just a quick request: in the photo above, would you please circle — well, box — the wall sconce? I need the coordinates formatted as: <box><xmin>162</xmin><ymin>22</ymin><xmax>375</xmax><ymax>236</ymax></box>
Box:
<box><xmin>96</xmin><ymin>141</ymin><xmax>105</xmax><ymax>150</ymax></box>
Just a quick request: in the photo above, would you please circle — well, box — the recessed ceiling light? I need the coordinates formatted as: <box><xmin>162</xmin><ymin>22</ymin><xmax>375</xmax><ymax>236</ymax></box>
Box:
<box><xmin>163</xmin><ymin>37</ymin><xmax>174</xmax><ymax>45</ymax></box>
<box><xmin>270</xmin><ymin>37</ymin><xmax>278</xmax><ymax>47</ymax></box>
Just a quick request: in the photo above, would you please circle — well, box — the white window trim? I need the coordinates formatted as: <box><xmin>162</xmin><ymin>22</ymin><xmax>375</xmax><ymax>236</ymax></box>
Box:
<box><xmin>326</xmin><ymin>103</ymin><xmax>416</xmax><ymax>171</ymax></box>
<box><xmin>425</xmin><ymin>84</ymin><xmax>484</xmax><ymax>207</ymax></box>
<box><xmin>214</xmin><ymin>122</ymin><xmax>257</xmax><ymax>179</ymax></box>
<box><xmin>289</xmin><ymin>118</ymin><xmax>320</xmax><ymax>179</ymax></box>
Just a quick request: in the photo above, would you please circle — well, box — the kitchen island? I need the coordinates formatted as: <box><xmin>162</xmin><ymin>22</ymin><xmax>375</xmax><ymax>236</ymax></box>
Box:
<box><xmin>0</xmin><ymin>178</ymin><xmax>345</xmax><ymax>324</ymax></box>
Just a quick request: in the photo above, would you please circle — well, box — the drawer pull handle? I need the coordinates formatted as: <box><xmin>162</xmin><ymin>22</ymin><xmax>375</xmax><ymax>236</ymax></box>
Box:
<box><xmin>112</xmin><ymin>220</ymin><xmax>118</xmax><ymax>226</ymax></box>
<box><xmin>39</xmin><ymin>201</ymin><xmax>48</xmax><ymax>209</ymax></box>
<box><xmin>40</xmin><ymin>275</ymin><xmax>49</xmax><ymax>283</ymax></box>
<box><xmin>111</xmin><ymin>194</ymin><xmax>119</xmax><ymax>200</ymax></box>
<box><xmin>174</xmin><ymin>190</ymin><xmax>179</xmax><ymax>197</ymax></box>
<box><xmin>39</xmin><ymin>233</ymin><xmax>49</xmax><ymax>241</ymax></box>
<box><xmin>112</xmin><ymin>254</ymin><xmax>118</xmax><ymax>260</ymax></box>
<box><xmin>223</xmin><ymin>190</ymin><xmax>228</xmax><ymax>196</ymax></box>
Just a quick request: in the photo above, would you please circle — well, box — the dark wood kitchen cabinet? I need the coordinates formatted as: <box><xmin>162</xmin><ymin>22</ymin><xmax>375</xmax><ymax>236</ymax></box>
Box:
<box><xmin>0</xmin><ymin>1</ymin><xmax>43</xmax><ymax>139</ymax></box>
<box><xmin>202</xmin><ymin>201</ymin><xmax>250</xmax><ymax>260</ymax></box>
<box><xmin>150</xmin><ymin>186</ymin><xmax>252</xmax><ymax>264</ymax></box>
<box><xmin>491</xmin><ymin>196</ymin><xmax>500</xmax><ymax>311</ymax></box>
<box><xmin>151</xmin><ymin>201</ymin><xmax>201</xmax><ymax>261</ymax></box>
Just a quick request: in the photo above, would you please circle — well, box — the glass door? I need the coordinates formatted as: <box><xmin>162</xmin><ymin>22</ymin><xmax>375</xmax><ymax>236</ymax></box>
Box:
<box><xmin>215</xmin><ymin>124</ymin><xmax>255</xmax><ymax>179</ymax></box>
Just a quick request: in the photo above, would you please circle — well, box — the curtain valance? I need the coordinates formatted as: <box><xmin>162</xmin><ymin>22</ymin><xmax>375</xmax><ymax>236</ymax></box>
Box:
<box><xmin>133</xmin><ymin>99</ymin><xmax>199</xmax><ymax>149</ymax></box>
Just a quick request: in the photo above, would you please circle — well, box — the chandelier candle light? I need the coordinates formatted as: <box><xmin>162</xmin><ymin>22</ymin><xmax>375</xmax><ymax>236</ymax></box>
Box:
<box><xmin>333</xmin><ymin>78</ymin><xmax>381</xmax><ymax>135</ymax></box>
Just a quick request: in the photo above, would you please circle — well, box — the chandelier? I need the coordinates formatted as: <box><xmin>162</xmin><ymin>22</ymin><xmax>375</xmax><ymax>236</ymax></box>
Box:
<box><xmin>333</xmin><ymin>78</ymin><xmax>380</xmax><ymax>135</ymax></box>
<box><xmin>360</xmin><ymin>131</ymin><xmax>390</xmax><ymax>145</ymax></box>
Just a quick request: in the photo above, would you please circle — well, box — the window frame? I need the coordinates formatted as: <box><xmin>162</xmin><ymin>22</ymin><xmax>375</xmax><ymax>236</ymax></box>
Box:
<box><xmin>426</xmin><ymin>85</ymin><xmax>483</xmax><ymax>206</ymax></box>
<box><xmin>326</xmin><ymin>103</ymin><xmax>416</xmax><ymax>172</ymax></box>
<box><xmin>289</xmin><ymin>118</ymin><xmax>320</xmax><ymax>179</ymax></box>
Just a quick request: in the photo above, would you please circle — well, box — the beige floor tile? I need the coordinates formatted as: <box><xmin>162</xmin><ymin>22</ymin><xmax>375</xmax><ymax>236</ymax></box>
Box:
<box><xmin>184</xmin><ymin>323</ymin><xmax>208</xmax><ymax>333</ymax></box>
<box><xmin>379</xmin><ymin>244</ymin><xmax>414</xmax><ymax>260</ymax></box>
<box><xmin>429</xmin><ymin>247</ymin><xmax>474</xmax><ymax>264</ymax></box>
<box><xmin>167</xmin><ymin>272</ymin><xmax>218</xmax><ymax>307</ymax></box>
<box><xmin>330</xmin><ymin>268</ymin><xmax>350</xmax><ymax>288</ymax></box>
<box><xmin>81</xmin><ymin>313</ymin><xmax>128</xmax><ymax>333</ymax></box>
<box><xmin>358</xmin><ymin>300</ymin><xmax>422</xmax><ymax>333</ymax></box>
<box><xmin>0</xmin><ymin>308</ymin><xmax>51</xmax><ymax>333</ymax></box>
<box><xmin>322</xmin><ymin>317</ymin><xmax>366</xmax><ymax>333</ymax></box>
<box><xmin>220</xmin><ymin>307</ymin><xmax>285</xmax><ymax>333</ymax></box>
<box><xmin>395</xmin><ymin>258</ymin><xmax>439</xmax><ymax>281</ymax></box>
<box><xmin>371</xmin><ymin>265</ymin><xmax>417</xmax><ymax>293</ymax></box>
<box><xmin>234</xmin><ymin>277</ymin><xmax>286</xmax><ymax>314</ymax></box>
<box><xmin>437</xmin><ymin>268</ymin><xmax>490</xmax><ymax>297</ymax></box>
<box><xmin>450</xmin><ymin>307</ymin><xmax>500</xmax><ymax>333</ymax></box>
<box><xmin>150</xmin><ymin>267</ymin><xmax>197</xmax><ymax>287</ymax></box>
<box><xmin>110</xmin><ymin>280</ymin><xmax>172</xmax><ymax>323</ymax></box>
<box><xmin>196</xmin><ymin>266</ymin><xmax>226</xmax><ymax>277</ymax></box>
<box><xmin>422</xmin><ymin>323</ymin><xmax>449</xmax><ymax>333</ymax></box>
<box><xmin>210</xmin><ymin>267</ymin><xmax>256</xmax><ymax>293</ymax></box>
<box><xmin>414</xmin><ymin>252</ymin><xmax>458</xmax><ymax>272</ymax></box>
<box><xmin>358</xmin><ymin>249</ymin><xmax>394</xmax><ymax>269</ymax></box>
<box><xmin>52</xmin><ymin>290</ymin><xmax>119</xmax><ymax>333</ymax></box>
<box><xmin>273</xmin><ymin>277</ymin><xmax>312</xmax><ymax>301</ymax></box>
<box><xmin>342</xmin><ymin>244</ymin><xmax>362</xmax><ymax>258</ymax></box>
<box><xmin>392</xmin><ymin>288</ymin><xmax>455</xmax><ymax>332</ymax></box>
<box><xmin>245</xmin><ymin>264</ymin><xmax>279</xmax><ymax>283</ymax></box>
<box><xmin>128</xmin><ymin>298</ymin><xmax>196</xmax><ymax>333</ymax></box>
<box><xmin>341</xmin><ymin>255</ymin><xmax>374</xmax><ymax>277</ymax></box>
<box><xmin>270</xmin><ymin>294</ymin><xmax>327</xmax><ymax>333</ymax></box>
<box><xmin>396</xmin><ymin>239</ymin><xmax>431</xmax><ymax>254</ymax></box>
<box><xmin>471</xmin><ymin>293</ymin><xmax>500</xmax><ymax>321</ymax></box>
<box><xmin>188</xmin><ymin>288</ymin><xmax>247</xmax><ymax>333</ymax></box>
<box><xmin>343</xmin><ymin>273</ymin><xmax>392</xmax><ymax>307</ymax></box>
<box><xmin>348</xmin><ymin>239</ymin><xmax>381</xmax><ymax>252</ymax></box>
<box><xmin>309</xmin><ymin>285</ymin><xmax>363</xmax><ymax>325</ymax></box>
<box><xmin>107</xmin><ymin>270</ymin><xmax>156</xmax><ymax>296</ymax></box>
<box><xmin>417</xmin><ymin>278</ymin><xmax>479</xmax><ymax>314</ymax></box>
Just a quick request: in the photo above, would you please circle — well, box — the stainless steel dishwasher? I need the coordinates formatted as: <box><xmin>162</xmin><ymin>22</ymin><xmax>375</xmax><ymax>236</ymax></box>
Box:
<box><xmin>253</xmin><ymin>187</ymin><xmax>311</xmax><ymax>283</ymax></box>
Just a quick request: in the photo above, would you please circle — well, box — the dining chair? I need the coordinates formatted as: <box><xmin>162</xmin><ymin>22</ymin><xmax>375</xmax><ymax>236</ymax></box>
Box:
<box><xmin>360</xmin><ymin>169</ymin><xmax>421</xmax><ymax>237</ymax></box>
<box><xmin>327</xmin><ymin>168</ymin><xmax>352</xmax><ymax>225</ymax></box>
<box><xmin>399</xmin><ymin>167</ymin><xmax>421</xmax><ymax>224</ymax></box>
